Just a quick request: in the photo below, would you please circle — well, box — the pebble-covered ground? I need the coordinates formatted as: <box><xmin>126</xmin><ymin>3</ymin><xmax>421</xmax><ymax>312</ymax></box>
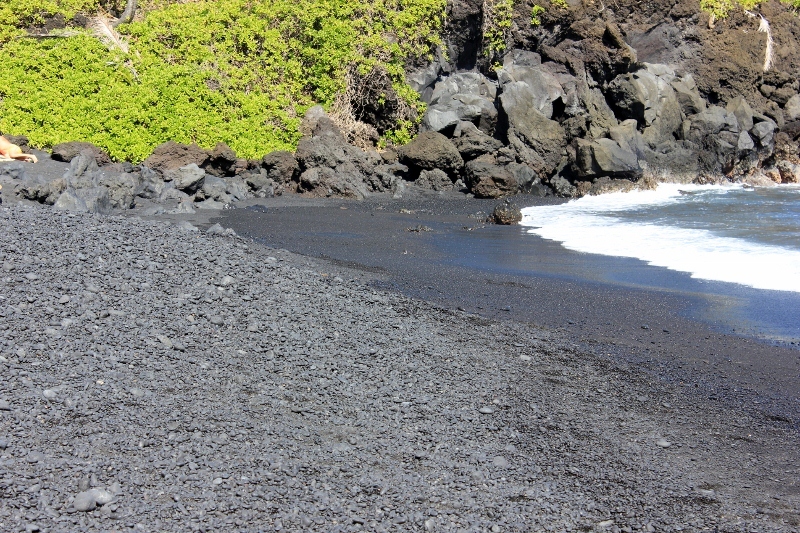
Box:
<box><xmin>0</xmin><ymin>204</ymin><xmax>797</xmax><ymax>532</ymax></box>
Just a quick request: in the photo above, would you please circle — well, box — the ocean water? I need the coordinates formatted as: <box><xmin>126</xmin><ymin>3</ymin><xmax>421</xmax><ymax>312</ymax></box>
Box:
<box><xmin>520</xmin><ymin>184</ymin><xmax>800</xmax><ymax>294</ymax></box>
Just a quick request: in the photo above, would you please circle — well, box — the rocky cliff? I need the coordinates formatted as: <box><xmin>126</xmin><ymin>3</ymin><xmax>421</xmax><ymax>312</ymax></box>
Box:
<box><xmin>3</xmin><ymin>0</ymin><xmax>800</xmax><ymax>211</ymax></box>
<box><xmin>403</xmin><ymin>0</ymin><xmax>800</xmax><ymax>197</ymax></box>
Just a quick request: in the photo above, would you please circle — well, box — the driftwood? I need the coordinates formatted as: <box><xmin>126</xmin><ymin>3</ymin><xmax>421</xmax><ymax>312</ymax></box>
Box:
<box><xmin>113</xmin><ymin>0</ymin><xmax>138</xmax><ymax>27</ymax></box>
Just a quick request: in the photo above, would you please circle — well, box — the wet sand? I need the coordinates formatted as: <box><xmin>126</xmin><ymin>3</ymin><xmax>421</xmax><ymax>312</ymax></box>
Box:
<box><xmin>208</xmin><ymin>191</ymin><xmax>800</xmax><ymax>426</ymax></box>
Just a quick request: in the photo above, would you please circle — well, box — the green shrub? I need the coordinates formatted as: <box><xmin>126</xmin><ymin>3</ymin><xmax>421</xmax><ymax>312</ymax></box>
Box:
<box><xmin>700</xmin><ymin>0</ymin><xmax>800</xmax><ymax>19</ymax></box>
<box><xmin>0</xmin><ymin>0</ymin><xmax>446</xmax><ymax>161</ymax></box>
<box><xmin>483</xmin><ymin>0</ymin><xmax>516</xmax><ymax>56</ymax></box>
<box><xmin>531</xmin><ymin>4</ymin><xmax>546</xmax><ymax>25</ymax></box>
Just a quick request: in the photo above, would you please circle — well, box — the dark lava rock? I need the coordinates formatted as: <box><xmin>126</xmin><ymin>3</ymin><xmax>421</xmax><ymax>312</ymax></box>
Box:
<box><xmin>261</xmin><ymin>151</ymin><xmax>299</xmax><ymax>186</ymax></box>
<box><xmin>144</xmin><ymin>141</ymin><xmax>210</xmax><ymax>174</ymax></box>
<box><xmin>204</xmin><ymin>142</ymin><xmax>238</xmax><ymax>177</ymax></box>
<box><xmin>397</xmin><ymin>131</ymin><xmax>464</xmax><ymax>179</ymax></box>
<box><xmin>490</xmin><ymin>201</ymin><xmax>522</xmax><ymax>225</ymax></box>
<box><xmin>51</xmin><ymin>141</ymin><xmax>112</xmax><ymax>166</ymax></box>
<box><xmin>464</xmin><ymin>158</ymin><xmax>517</xmax><ymax>198</ymax></box>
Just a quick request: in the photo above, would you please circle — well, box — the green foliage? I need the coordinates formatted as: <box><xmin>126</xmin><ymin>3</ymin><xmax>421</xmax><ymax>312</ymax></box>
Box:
<box><xmin>531</xmin><ymin>4</ymin><xmax>545</xmax><ymax>25</ymax></box>
<box><xmin>0</xmin><ymin>0</ymin><xmax>446</xmax><ymax>161</ymax></box>
<box><xmin>0</xmin><ymin>0</ymin><xmax>97</xmax><ymax>43</ymax></box>
<box><xmin>531</xmin><ymin>0</ymin><xmax>568</xmax><ymax>27</ymax></box>
<box><xmin>700</xmin><ymin>0</ymin><xmax>800</xmax><ymax>19</ymax></box>
<box><xmin>700</xmin><ymin>0</ymin><xmax>760</xmax><ymax>19</ymax></box>
<box><xmin>483</xmin><ymin>0</ymin><xmax>516</xmax><ymax>56</ymax></box>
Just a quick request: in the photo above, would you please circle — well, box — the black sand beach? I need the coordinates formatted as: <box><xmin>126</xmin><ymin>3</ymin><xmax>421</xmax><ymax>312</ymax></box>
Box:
<box><xmin>210</xmin><ymin>193</ymin><xmax>800</xmax><ymax>420</ymax></box>
<box><xmin>0</xmin><ymin>199</ymin><xmax>797</xmax><ymax>532</ymax></box>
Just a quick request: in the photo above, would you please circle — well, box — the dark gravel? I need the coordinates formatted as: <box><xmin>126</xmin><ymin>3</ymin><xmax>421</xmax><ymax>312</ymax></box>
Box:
<box><xmin>0</xmin><ymin>203</ymin><xmax>797</xmax><ymax>532</ymax></box>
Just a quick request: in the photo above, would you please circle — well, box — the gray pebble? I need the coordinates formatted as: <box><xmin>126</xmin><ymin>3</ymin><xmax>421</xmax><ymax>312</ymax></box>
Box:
<box><xmin>478</xmin><ymin>407</ymin><xmax>494</xmax><ymax>414</ymax></box>
<box><xmin>73</xmin><ymin>491</ymin><xmax>97</xmax><ymax>512</ymax></box>
<box><xmin>0</xmin><ymin>399</ymin><xmax>10</xmax><ymax>411</ymax></box>
<box><xmin>209</xmin><ymin>316</ymin><xmax>225</xmax><ymax>325</ymax></box>
<box><xmin>176</xmin><ymin>221</ymin><xmax>199</xmax><ymax>232</ymax></box>
<box><xmin>492</xmin><ymin>456</ymin><xmax>509</xmax><ymax>468</ymax></box>
<box><xmin>26</xmin><ymin>451</ymin><xmax>44</xmax><ymax>463</ymax></box>
<box><xmin>206</xmin><ymin>223</ymin><xmax>225</xmax><ymax>235</ymax></box>
<box><xmin>656</xmin><ymin>439</ymin><xmax>672</xmax><ymax>449</ymax></box>
<box><xmin>89</xmin><ymin>488</ymin><xmax>115</xmax><ymax>505</ymax></box>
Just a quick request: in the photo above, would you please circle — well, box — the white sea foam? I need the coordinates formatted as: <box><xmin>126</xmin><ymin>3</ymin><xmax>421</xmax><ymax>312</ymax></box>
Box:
<box><xmin>520</xmin><ymin>184</ymin><xmax>800</xmax><ymax>293</ymax></box>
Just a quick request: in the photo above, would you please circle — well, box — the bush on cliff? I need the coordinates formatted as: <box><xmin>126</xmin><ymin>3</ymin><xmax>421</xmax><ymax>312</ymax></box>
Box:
<box><xmin>0</xmin><ymin>0</ymin><xmax>446</xmax><ymax>162</ymax></box>
<box><xmin>700</xmin><ymin>0</ymin><xmax>800</xmax><ymax>19</ymax></box>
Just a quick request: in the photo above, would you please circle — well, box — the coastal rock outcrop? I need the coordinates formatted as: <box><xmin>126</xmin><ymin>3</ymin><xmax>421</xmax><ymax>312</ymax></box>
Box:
<box><xmin>397</xmin><ymin>131</ymin><xmax>464</xmax><ymax>181</ymax></box>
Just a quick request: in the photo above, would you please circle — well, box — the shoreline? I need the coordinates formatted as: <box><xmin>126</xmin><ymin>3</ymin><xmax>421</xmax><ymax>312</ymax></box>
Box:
<box><xmin>0</xmin><ymin>203</ymin><xmax>798</xmax><ymax>531</ymax></box>
<box><xmin>202</xmin><ymin>193</ymin><xmax>800</xmax><ymax>421</ymax></box>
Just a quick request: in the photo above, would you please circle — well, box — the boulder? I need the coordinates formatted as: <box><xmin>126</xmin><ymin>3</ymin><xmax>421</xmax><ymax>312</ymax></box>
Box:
<box><xmin>751</xmin><ymin>120</ymin><xmax>776</xmax><ymax>148</ymax></box>
<box><xmin>261</xmin><ymin>151</ymin><xmax>299</xmax><ymax>185</ymax></box>
<box><xmin>670</xmin><ymin>74</ymin><xmax>707</xmax><ymax>115</ymax></box>
<box><xmin>54</xmin><ymin>187</ymin><xmax>111</xmax><ymax>214</ymax></box>
<box><xmin>642</xmin><ymin>142</ymin><xmax>700</xmax><ymax>182</ymax></box>
<box><xmin>144</xmin><ymin>141</ymin><xmax>209</xmax><ymax>173</ymax></box>
<box><xmin>225</xmin><ymin>177</ymin><xmax>250</xmax><ymax>201</ymax></box>
<box><xmin>464</xmin><ymin>159</ymin><xmax>518</xmax><ymax>198</ymax></box>
<box><xmin>165</xmin><ymin>164</ymin><xmax>206</xmax><ymax>194</ymax></box>
<box><xmin>194</xmin><ymin>199</ymin><xmax>226</xmax><ymax>210</ymax></box>
<box><xmin>496</xmin><ymin>63</ymin><xmax>564</xmax><ymax>119</ymax></box>
<box><xmin>135</xmin><ymin>166</ymin><xmax>166</xmax><ymax>200</ymax></box>
<box><xmin>64</xmin><ymin>150</ymin><xmax>100</xmax><ymax>189</ymax></box>
<box><xmin>575</xmin><ymin>137</ymin><xmax>641</xmax><ymax>179</ymax></box>
<box><xmin>490</xmin><ymin>201</ymin><xmax>522</xmax><ymax>225</ymax></box>
<box><xmin>572</xmin><ymin>120</ymin><xmax>644</xmax><ymax>179</ymax></box>
<box><xmin>785</xmin><ymin>94</ymin><xmax>800</xmax><ymax>122</ymax></box>
<box><xmin>415</xmin><ymin>169</ymin><xmax>453</xmax><ymax>191</ymax></box>
<box><xmin>0</xmin><ymin>162</ymin><xmax>27</xmax><ymax>181</ymax></box>
<box><xmin>159</xmin><ymin>182</ymin><xmax>192</xmax><ymax>203</ymax></box>
<box><xmin>607</xmin><ymin>68</ymin><xmax>681</xmax><ymax>145</ymax></box>
<box><xmin>245</xmin><ymin>173</ymin><xmax>276</xmax><ymax>198</ymax></box>
<box><xmin>397</xmin><ymin>132</ymin><xmax>464</xmax><ymax>179</ymax></box>
<box><xmin>51</xmin><ymin>141</ymin><xmax>112</xmax><ymax>166</ymax></box>
<box><xmin>500</xmin><ymin>83</ymin><xmax>566</xmax><ymax>177</ymax></box>
<box><xmin>608</xmin><ymin>120</ymin><xmax>646</xmax><ymax>159</ymax></box>
<box><xmin>295</xmin><ymin>139</ymin><xmax>372</xmax><ymax>197</ymax></box>
<box><xmin>581</xmin><ymin>87</ymin><xmax>619</xmax><ymax>138</ymax></box>
<box><xmin>298</xmin><ymin>167</ymin><xmax>369</xmax><ymax>199</ymax></box>
<box><xmin>421</xmin><ymin>73</ymin><xmax>498</xmax><ymax>135</ymax></box>
<box><xmin>502</xmin><ymin>49</ymin><xmax>542</xmax><ymax>68</ymax></box>
<box><xmin>726</xmin><ymin>97</ymin><xmax>754</xmax><ymax>132</ymax></box>
<box><xmin>549</xmin><ymin>175</ymin><xmax>576</xmax><ymax>197</ymax></box>
<box><xmin>737</xmin><ymin>131</ymin><xmax>755</xmax><ymax>153</ymax></box>
<box><xmin>407</xmin><ymin>61</ymin><xmax>442</xmax><ymax>103</ymax></box>
<box><xmin>199</xmin><ymin>175</ymin><xmax>230</xmax><ymax>203</ymax></box>
<box><xmin>680</xmin><ymin>106</ymin><xmax>739</xmax><ymax>144</ymax></box>
<box><xmin>451</xmin><ymin>122</ymin><xmax>503</xmax><ymax>160</ymax></box>
<box><xmin>777</xmin><ymin>160</ymin><xmax>800</xmax><ymax>183</ymax></box>
<box><xmin>15</xmin><ymin>174</ymin><xmax>65</xmax><ymax>204</ymax></box>
<box><xmin>204</xmin><ymin>142</ymin><xmax>238</xmax><ymax>177</ymax></box>
<box><xmin>506</xmin><ymin>163</ymin><xmax>546</xmax><ymax>195</ymax></box>
<box><xmin>96</xmin><ymin>170</ymin><xmax>138</xmax><ymax>209</ymax></box>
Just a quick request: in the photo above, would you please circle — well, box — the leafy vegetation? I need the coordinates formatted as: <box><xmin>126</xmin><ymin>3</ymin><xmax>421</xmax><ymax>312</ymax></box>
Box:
<box><xmin>700</xmin><ymin>0</ymin><xmax>800</xmax><ymax>19</ymax></box>
<box><xmin>483</xmin><ymin>0</ymin><xmax>516</xmax><ymax>56</ymax></box>
<box><xmin>0</xmin><ymin>0</ymin><xmax>446</xmax><ymax>161</ymax></box>
<box><xmin>531</xmin><ymin>5</ymin><xmax>546</xmax><ymax>26</ymax></box>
